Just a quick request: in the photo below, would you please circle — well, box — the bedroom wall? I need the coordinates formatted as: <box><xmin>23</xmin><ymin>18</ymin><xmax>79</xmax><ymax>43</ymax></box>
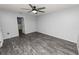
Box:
<box><xmin>0</xmin><ymin>11</ymin><xmax>36</xmax><ymax>39</ymax></box>
<box><xmin>37</xmin><ymin>6</ymin><xmax>79</xmax><ymax>43</ymax></box>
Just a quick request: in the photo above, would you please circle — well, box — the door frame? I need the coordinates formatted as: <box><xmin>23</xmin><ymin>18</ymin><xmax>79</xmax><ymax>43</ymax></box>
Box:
<box><xmin>17</xmin><ymin>17</ymin><xmax>25</xmax><ymax>35</ymax></box>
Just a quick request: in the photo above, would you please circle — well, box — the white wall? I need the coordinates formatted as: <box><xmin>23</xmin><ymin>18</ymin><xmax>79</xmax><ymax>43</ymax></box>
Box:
<box><xmin>37</xmin><ymin>6</ymin><xmax>79</xmax><ymax>43</ymax></box>
<box><xmin>24</xmin><ymin>14</ymin><xmax>36</xmax><ymax>34</ymax></box>
<box><xmin>0</xmin><ymin>11</ymin><xmax>36</xmax><ymax>39</ymax></box>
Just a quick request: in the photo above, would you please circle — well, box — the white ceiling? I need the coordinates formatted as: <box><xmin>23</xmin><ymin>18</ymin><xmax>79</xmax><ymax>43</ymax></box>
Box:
<box><xmin>0</xmin><ymin>4</ymin><xmax>77</xmax><ymax>15</ymax></box>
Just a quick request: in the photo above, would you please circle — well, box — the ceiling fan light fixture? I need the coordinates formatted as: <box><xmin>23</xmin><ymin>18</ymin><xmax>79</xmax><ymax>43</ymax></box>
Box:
<box><xmin>21</xmin><ymin>4</ymin><xmax>46</xmax><ymax>14</ymax></box>
<box><xmin>32</xmin><ymin>10</ymin><xmax>37</xmax><ymax>14</ymax></box>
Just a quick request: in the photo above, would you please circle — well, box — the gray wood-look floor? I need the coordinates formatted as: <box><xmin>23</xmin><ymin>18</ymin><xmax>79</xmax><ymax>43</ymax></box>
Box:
<box><xmin>0</xmin><ymin>32</ymin><xmax>78</xmax><ymax>55</ymax></box>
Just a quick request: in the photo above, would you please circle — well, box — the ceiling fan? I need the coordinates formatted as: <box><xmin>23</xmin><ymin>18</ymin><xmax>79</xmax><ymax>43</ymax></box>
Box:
<box><xmin>21</xmin><ymin>4</ymin><xmax>46</xmax><ymax>14</ymax></box>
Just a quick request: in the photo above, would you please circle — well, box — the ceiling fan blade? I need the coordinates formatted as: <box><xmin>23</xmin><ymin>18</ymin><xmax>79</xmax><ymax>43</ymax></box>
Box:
<box><xmin>29</xmin><ymin>4</ymin><xmax>33</xmax><ymax>8</ymax></box>
<box><xmin>39</xmin><ymin>11</ymin><xmax>45</xmax><ymax>13</ymax></box>
<box><xmin>21</xmin><ymin>8</ymin><xmax>30</xmax><ymax>10</ymax></box>
<box><xmin>37</xmin><ymin>7</ymin><xmax>46</xmax><ymax>10</ymax></box>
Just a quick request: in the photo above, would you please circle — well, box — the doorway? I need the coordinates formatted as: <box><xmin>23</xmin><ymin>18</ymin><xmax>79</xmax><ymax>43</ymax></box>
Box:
<box><xmin>17</xmin><ymin>17</ymin><xmax>24</xmax><ymax>36</ymax></box>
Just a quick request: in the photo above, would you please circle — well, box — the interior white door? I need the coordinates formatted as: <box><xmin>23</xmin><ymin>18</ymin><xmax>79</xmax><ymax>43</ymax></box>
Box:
<box><xmin>0</xmin><ymin>26</ymin><xmax>3</xmax><ymax>47</ymax></box>
<box><xmin>0</xmin><ymin>31</ymin><xmax>2</xmax><ymax>41</ymax></box>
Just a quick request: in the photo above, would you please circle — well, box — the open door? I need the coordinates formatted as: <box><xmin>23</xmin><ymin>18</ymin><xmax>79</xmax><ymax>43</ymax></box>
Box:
<box><xmin>0</xmin><ymin>26</ymin><xmax>3</xmax><ymax>48</ymax></box>
<box><xmin>17</xmin><ymin>17</ymin><xmax>25</xmax><ymax>36</ymax></box>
